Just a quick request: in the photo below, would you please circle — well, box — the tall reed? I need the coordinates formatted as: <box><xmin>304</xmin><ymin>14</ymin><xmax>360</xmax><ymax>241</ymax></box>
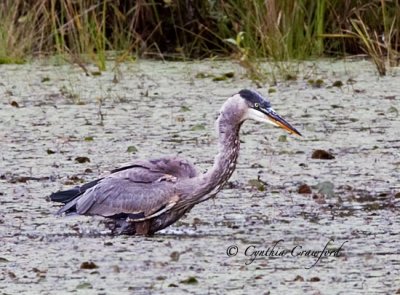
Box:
<box><xmin>0</xmin><ymin>0</ymin><xmax>398</xmax><ymax>74</ymax></box>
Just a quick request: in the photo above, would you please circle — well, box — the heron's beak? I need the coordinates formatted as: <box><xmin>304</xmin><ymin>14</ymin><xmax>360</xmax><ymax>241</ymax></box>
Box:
<box><xmin>263</xmin><ymin>108</ymin><xmax>302</xmax><ymax>136</ymax></box>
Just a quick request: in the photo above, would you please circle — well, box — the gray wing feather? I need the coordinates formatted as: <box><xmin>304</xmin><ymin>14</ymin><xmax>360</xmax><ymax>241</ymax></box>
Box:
<box><xmin>103</xmin><ymin>156</ymin><xmax>197</xmax><ymax>182</ymax></box>
<box><xmin>75</xmin><ymin>178</ymin><xmax>177</xmax><ymax>217</ymax></box>
<box><xmin>58</xmin><ymin>156</ymin><xmax>195</xmax><ymax>219</ymax></box>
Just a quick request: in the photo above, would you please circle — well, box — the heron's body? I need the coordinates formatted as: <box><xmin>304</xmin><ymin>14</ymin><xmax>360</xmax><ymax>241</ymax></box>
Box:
<box><xmin>50</xmin><ymin>90</ymin><xmax>301</xmax><ymax>235</ymax></box>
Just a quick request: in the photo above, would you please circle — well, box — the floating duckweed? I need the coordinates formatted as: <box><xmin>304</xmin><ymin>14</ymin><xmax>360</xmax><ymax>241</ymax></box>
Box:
<box><xmin>180</xmin><ymin>276</ymin><xmax>198</xmax><ymax>285</ymax></box>
<box><xmin>191</xmin><ymin>124</ymin><xmax>206</xmax><ymax>131</ymax></box>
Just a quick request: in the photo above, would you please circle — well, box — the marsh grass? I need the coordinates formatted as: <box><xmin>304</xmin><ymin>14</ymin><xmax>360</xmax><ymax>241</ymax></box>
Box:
<box><xmin>0</xmin><ymin>0</ymin><xmax>398</xmax><ymax>76</ymax></box>
<box><xmin>349</xmin><ymin>18</ymin><xmax>387</xmax><ymax>76</ymax></box>
<box><xmin>0</xmin><ymin>1</ymin><xmax>40</xmax><ymax>63</ymax></box>
<box><xmin>323</xmin><ymin>0</ymin><xmax>399</xmax><ymax>75</ymax></box>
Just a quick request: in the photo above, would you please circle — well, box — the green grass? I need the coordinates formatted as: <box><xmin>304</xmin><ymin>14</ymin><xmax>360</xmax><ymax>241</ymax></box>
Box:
<box><xmin>0</xmin><ymin>0</ymin><xmax>398</xmax><ymax>75</ymax></box>
<box><xmin>0</xmin><ymin>56</ymin><xmax>26</xmax><ymax>64</ymax></box>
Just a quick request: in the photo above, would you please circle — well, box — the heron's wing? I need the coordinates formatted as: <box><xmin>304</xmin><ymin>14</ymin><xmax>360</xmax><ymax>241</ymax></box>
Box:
<box><xmin>78</xmin><ymin>178</ymin><xmax>179</xmax><ymax>218</ymax></box>
<box><xmin>58</xmin><ymin>176</ymin><xmax>180</xmax><ymax>221</ymax></box>
<box><xmin>50</xmin><ymin>156</ymin><xmax>197</xmax><ymax>204</ymax></box>
<box><xmin>107</xmin><ymin>157</ymin><xmax>198</xmax><ymax>182</ymax></box>
<box><xmin>56</xmin><ymin>157</ymin><xmax>198</xmax><ymax>219</ymax></box>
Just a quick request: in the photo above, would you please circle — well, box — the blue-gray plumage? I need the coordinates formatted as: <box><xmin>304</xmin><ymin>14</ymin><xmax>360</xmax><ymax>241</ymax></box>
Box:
<box><xmin>50</xmin><ymin>89</ymin><xmax>301</xmax><ymax>235</ymax></box>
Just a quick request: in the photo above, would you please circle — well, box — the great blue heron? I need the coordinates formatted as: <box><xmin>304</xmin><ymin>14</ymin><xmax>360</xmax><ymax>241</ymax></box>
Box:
<box><xmin>50</xmin><ymin>89</ymin><xmax>301</xmax><ymax>235</ymax></box>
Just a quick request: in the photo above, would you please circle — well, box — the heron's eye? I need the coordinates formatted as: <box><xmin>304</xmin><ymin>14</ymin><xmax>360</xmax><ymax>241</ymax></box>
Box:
<box><xmin>254</xmin><ymin>103</ymin><xmax>259</xmax><ymax>108</ymax></box>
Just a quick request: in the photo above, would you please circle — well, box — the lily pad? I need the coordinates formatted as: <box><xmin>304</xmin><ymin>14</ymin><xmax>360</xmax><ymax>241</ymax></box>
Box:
<box><xmin>278</xmin><ymin>135</ymin><xmax>287</xmax><ymax>142</ymax></box>
<box><xmin>127</xmin><ymin>146</ymin><xmax>138</xmax><ymax>153</ymax></box>
<box><xmin>212</xmin><ymin>72</ymin><xmax>235</xmax><ymax>81</ymax></box>
<box><xmin>195</xmin><ymin>72</ymin><xmax>210</xmax><ymax>79</ymax></box>
<box><xmin>309</xmin><ymin>79</ymin><xmax>324</xmax><ymax>88</ymax></box>
<box><xmin>180</xmin><ymin>105</ymin><xmax>191</xmax><ymax>112</ymax></box>
<box><xmin>191</xmin><ymin>124</ymin><xmax>206</xmax><ymax>131</ymax></box>
<box><xmin>76</xmin><ymin>282</ymin><xmax>93</xmax><ymax>289</ymax></box>
<box><xmin>387</xmin><ymin>106</ymin><xmax>399</xmax><ymax>118</ymax></box>
<box><xmin>248</xmin><ymin>179</ymin><xmax>265</xmax><ymax>191</ymax></box>
<box><xmin>317</xmin><ymin>181</ymin><xmax>334</xmax><ymax>198</ymax></box>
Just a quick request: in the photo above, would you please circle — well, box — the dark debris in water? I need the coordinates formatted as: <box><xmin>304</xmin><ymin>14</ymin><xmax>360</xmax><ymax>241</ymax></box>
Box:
<box><xmin>66</xmin><ymin>175</ymin><xmax>84</xmax><ymax>184</ymax></box>
<box><xmin>46</xmin><ymin>148</ymin><xmax>56</xmax><ymax>155</ymax></box>
<box><xmin>285</xmin><ymin>74</ymin><xmax>297</xmax><ymax>81</ymax></box>
<box><xmin>309</xmin><ymin>277</ymin><xmax>321</xmax><ymax>282</ymax></box>
<box><xmin>212</xmin><ymin>72</ymin><xmax>235</xmax><ymax>81</ymax></box>
<box><xmin>168</xmin><ymin>283</ymin><xmax>179</xmax><ymax>288</ymax></box>
<box><xmin>10</xmin><ymin>101</ymin><xmax>20</xmax><ymax>108</ymax></box>
<box><xmin>298</xmin><ymin>184</ymin><xmax>312</xmax><ymax>194</ymax></box>
<box><xmin>311</xmin><ymin>149</ymin><xmax>335</xmax><ymax>160</ymax></box>
<box><xmin>225</xmin><ymin>180</ymin><xmax>241</xmax><ymax>189</ymax></box>
<box><xmin>293</xmin><ymin>275</ymin><xmax>304</xmax><ymax>281</ymax></box>
<box><xmin>0</xmin><ymin>173</ymin><xmax>50</xmax><ymax>183</ymax></box>
<box><xmin>312</xmin><ymin>193</ymin><xmax>326</xmax><ymax>204</ymax></box>
<box><xmin>332</xmin><ymin>80</ymin><xmax>343</xmax><ymax>87</ymax></box>
<box><xmin>180</xmin><ymin>276</ymin><xmax>198</xmax><ymax>285</ymax></box>
<box><xmin>308</xmin><ymin>79</ymin><xmax>324</xmax><ymax>88</ymax></box>
<box><xmin>75</xmin><ymin>156</ymin><xmax>90</xmax><ymax>163</ymax></box>
<box><xmin>80</xmin><ymin>261</ymin><xmax>98</xmax><ymax>270</ymax></box>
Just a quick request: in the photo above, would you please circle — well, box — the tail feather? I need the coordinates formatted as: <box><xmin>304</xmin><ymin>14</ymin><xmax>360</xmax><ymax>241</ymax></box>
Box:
<box><xmin>49</xmin><ymin>178</ymin><xmax>102</xmax><ymax>204</ymax></box>
<box><xmin>49</xmin><ymin>187</ymin><xmax>81</xmax><ymax>204</ymax></box>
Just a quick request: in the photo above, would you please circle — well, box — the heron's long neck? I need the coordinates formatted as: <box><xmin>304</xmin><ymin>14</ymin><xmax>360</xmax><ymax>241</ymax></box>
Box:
<box><xmin>207</xmin><ymin>116</ymin><xmax>241</xmax><ymax>183</ymax></box>
<box><xmin>190</xmin><ymin>109</ymin><xmax>242</xmax><ymax>202</ymax></box>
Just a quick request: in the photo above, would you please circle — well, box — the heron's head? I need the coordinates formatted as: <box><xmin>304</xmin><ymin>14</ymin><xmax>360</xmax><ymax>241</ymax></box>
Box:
<box><xmin>238</xmin><ymin>89</ymin><xmax>301</xmax><ymax>136</ymax></box>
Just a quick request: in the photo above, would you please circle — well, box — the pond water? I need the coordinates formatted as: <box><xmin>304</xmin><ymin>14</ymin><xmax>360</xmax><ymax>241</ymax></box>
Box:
<box><xmin>0</xmin><ymin>59</ymin><xmax>399</xmax><ymax>294</ymax></box>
